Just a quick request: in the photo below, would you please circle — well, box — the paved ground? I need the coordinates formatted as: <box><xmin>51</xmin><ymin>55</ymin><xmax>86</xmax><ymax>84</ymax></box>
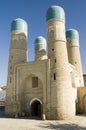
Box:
<box><xmin>0</xmin><ymin>115</ymin><xmax>86</xmax><ymax>130</ymax></box>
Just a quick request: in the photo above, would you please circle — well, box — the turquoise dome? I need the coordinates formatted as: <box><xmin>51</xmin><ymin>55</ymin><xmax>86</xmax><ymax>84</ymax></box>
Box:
<box><xmin>35</xmin><ymin>36</ymin><xmax>46</xmax><ymax>51</ymax></box>
<box><xmin>46</xmin><ymin>5</ymin><xmax>65</xmax><ymax>21</ymax></box>
<box><xmin>66</xmin><ymin>29</ymin><xmax>79</xmax><ymax>45</ymax></box>
<box><xmin>66</xmin><ymin>29</ymin><xmax>79</xmax><ymax>39</ymax></box>
<box><xmin>11</xmin><ymin>18</ymin><xmax>28</xmax><ymax>34</ymax></box>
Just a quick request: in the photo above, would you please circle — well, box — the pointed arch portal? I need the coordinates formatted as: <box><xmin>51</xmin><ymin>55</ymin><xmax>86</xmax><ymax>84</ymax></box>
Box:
<box><xmin>30</xmin><ymin>98</ymin><xmax>42</xmax><ymax>117</ymax></box>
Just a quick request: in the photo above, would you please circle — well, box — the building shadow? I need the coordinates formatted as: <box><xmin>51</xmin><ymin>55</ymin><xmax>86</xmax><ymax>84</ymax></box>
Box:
<box><xmin>37</xmin><ymin>123</ymin><xmax>86</xmax><ymax>130</ymax></box>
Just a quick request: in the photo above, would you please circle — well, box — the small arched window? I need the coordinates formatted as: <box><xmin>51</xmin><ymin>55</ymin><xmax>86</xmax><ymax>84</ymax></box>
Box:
<box><xmin>50</xmin><ymin>30</ymin><xmax>54</xmax><ymax>40</ymax></box>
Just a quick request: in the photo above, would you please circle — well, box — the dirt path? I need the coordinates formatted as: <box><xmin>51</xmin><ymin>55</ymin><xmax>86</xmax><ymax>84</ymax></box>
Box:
<box><xmin>0</xmin><ymin>116</ymin><xmax>86</xmax><ymax>130</ymax></box>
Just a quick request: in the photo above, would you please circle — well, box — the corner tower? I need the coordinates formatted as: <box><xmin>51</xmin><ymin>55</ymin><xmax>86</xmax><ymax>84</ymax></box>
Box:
<box><xmin>5</xmin><ymin>18</ymin><xmax>28</xmax><ymax>115</ymax></box>
<box><xmin>66</xmin><ymin>29</ymin><xmax>84</xmax><ymax>86</ymax></box>
<box><xmin>10</xmin><ymin>18</ymin><xmax>28</xmax><ymax>63</ymax></box>
<box><xmin>46</xmin><ymin>6</ymin><xmax>75</xmax><ymax>119</ymax></box>
<box><xmin>34</xmin><ymin>36</ymin><xmax>47</xmax><ymax>60</ymax></box>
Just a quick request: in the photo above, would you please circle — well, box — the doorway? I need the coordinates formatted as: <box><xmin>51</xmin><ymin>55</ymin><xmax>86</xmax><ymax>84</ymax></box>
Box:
<box><xmin>31</xmin><ymin>100</ymin><xmax>41</xmax><ymax>117</ymax></box>
<box><xmin>83</xmin><ymin>95</ymin><xmax>86</xmax><ymax>113</ymax></box>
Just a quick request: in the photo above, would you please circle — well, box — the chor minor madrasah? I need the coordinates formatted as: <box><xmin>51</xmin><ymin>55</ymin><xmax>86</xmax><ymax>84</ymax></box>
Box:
<box><xmin>4</xmin><ymin>5</ymin><xmax>86</xmax><ymax>120</ymax></box>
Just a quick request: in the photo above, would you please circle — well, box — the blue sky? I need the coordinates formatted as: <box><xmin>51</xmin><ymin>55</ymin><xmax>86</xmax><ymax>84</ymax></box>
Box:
<box><xmin>0</xmin><ymin>0</ymin><xmax>86</xmax><ymax>85</ymax></box>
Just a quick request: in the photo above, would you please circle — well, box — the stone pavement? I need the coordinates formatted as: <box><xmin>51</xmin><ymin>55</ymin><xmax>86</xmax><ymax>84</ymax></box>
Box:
<box><xmin>0</xmin><ymin>115</ymin><xmax>86</xmax><ymax>130</ymax></box>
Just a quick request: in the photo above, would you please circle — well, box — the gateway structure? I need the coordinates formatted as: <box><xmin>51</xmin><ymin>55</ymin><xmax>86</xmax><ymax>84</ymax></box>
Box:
<box><xmin>5</xmin><ymin>5</ymin><xmax>85</xmax><ymax>119</ymax></box>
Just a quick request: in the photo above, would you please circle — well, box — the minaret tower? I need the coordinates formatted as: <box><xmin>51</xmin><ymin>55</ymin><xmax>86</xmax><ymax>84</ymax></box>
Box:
<box><xmin>5</xmin><ymin>18</ymin><xmax>28</xmax><ymax>115</ymax></box>
<box><xmin>46</xmin><ymin>6</ymin><xmax>75</xmax><ymax>119</ymax></box>
<box><xmin>66</xmin><ymin>29</ymin><xmax>84</xmax><ymax>86</ymax></box>
<box><xmin>34</xmin><ymin>36</ymin><xmax>47</xmax><ymax>60</ymax></box>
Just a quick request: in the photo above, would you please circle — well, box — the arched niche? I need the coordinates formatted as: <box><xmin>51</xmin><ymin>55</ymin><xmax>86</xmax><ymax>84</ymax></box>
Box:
<box><xmin>24</xmin><ymin>73</ymin><xmax>43</xmax><ymax>91</ymax></box>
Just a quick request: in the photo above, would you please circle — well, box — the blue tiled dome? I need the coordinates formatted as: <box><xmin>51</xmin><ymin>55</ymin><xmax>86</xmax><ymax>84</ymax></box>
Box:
<box><xmin>11</xmin><ymin>18</ymin><xmax>28</xmax><ymax>34</ymax></box>
<box><xmin>46</xmin><ymin>5</ymin><xmax>65</xmax><ymax>21</ymax></box>
<box><xmin>35</xmin><ymin>36</ymin><xmax>46</xmax><ymax>51</ymax></box>
<box><xmin>66</xmin><ymin>29</ymin><xmax>79</xmax><ymax>39</ymax></box>
<box><xmin>66</xmin><ymin>29</ymin><xmax>79</xmax><ymax>45</ymax></box>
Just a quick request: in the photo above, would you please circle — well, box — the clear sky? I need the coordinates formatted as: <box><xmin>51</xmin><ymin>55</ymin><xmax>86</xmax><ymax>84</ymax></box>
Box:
<box><xmin>0</xmin><ymin>0</ymin><xmax>86</xmax><ymax>85</ymax></box>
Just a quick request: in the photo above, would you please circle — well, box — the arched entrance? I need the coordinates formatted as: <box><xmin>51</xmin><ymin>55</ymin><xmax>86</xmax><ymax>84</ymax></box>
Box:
<box><xmin>31</xmin><ymin>100</ymin><xmax>41</xmax><ymax>117</ymax></box>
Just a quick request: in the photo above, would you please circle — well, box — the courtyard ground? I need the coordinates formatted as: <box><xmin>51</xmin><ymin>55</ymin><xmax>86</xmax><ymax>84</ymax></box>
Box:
<box><xmin>0</xmin><ymin>115</ymin><xmax>86</xmax><ymax>130</ymax></box>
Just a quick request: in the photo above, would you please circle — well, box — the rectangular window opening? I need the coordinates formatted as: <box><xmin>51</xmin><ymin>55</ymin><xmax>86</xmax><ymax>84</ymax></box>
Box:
<box><xmin>32</xmin><ymin>77</ymin><xmax>38</xmax><ymax>88</ymax></box>
<box><xmin>54</xmin><ymin>73</ymin><xmax>56</xmax><ymax>80</ymax></box>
